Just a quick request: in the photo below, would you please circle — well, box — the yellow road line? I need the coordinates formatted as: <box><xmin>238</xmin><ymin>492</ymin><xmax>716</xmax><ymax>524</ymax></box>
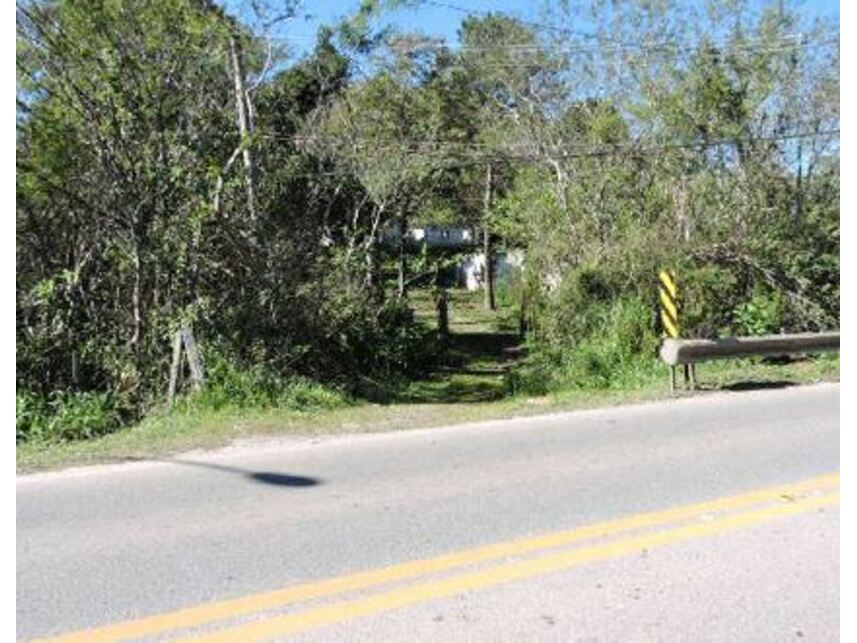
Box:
<box><xmin>186</xmin><ymin>492</ymin><xmax>839</xmax><ymax>642</ymax></box>
<box><xmin>39</xmin><ymin>473</ymin><xmax>838</xmax><ymax>643</ymax></box>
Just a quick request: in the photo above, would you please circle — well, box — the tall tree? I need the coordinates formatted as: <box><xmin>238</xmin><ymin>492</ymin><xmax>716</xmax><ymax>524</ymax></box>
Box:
<box><xmin>17</xmin><ymin>0</ymin><xmax>235</xmax><ymax>403</ymax></box>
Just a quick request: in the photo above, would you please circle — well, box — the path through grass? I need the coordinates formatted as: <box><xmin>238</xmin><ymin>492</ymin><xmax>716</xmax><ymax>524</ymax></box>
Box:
<box><xmin>400</xmin><ymin>288</ymin><xmax>523</xmax><ymax>403</ymax></box>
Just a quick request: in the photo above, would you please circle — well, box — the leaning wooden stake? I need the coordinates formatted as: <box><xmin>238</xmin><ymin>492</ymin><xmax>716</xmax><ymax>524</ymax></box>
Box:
<box><xmin>167</xmin><ymin>327</ymin><xmax>206</xmax><ymax>406</ymax></box>
<box><xmin>181</xmin><ymin>328</ymin><xmax>205</xmax><ymax>391</ymax></box>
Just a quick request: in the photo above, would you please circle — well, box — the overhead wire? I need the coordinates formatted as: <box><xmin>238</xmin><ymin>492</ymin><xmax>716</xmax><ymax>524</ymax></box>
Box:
<box><xmin>242</xmin><ymin>5</ymin><xmax>839</xmax><ymax>180</ymax></box>
<box><xmin>413</xmin><ymin>0</ymin><xmax>839</xmax><ymax>61</ymax></box>
<box><xmin>263</xmin><ymin>32</ymin><xmax>838</xmax><ymax>57</ymax></box>
<box><xmin>275</xmin><ymin>127</ymin><xmax>838</xmax><ymax>148</ymax></box>
<box><xmin>251</xmin><ymin>128</ymin><xmax>839</xmax><ymax>181</ymax></box>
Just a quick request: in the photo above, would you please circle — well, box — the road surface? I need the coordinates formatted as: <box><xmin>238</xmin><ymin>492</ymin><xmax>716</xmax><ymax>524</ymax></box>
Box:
<box><xmin>17</xmin><ymin>383</ymin><xmax>839</xmax><ymax>641</ymax></box>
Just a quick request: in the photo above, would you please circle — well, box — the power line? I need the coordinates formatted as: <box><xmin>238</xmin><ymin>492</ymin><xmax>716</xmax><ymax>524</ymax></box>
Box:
<box><xmin>265</xmin><ymin>32</ymin><xmax>838</xmax><ymax>59</ymax></box>
<box><xmin>414</xmin><ymin>0</ymin><xmax>838</xmax><ymax>57</ymax></box>
<box><xmin>262</xmin><ymin>0</ymin><xmax>838</xmax><ymax>60</ymax></box>
<box><xmin>280</xmin><ymin>127</ymin><xmax>837</xmax><ymax>148</ymax></box>
<box><xmin>393</xmin><ymin>35</ymin><xmax>838</xmax><ymax>57</ymax></box>
<box><xmin>255</xmin><ymin>129</ymin><xmax>839</xmax><ymax>178</ymax></box>
<box><xmin>257</xmin><ymin>34</ymin><xmax>838</xmax><ymax>80</ymax></box>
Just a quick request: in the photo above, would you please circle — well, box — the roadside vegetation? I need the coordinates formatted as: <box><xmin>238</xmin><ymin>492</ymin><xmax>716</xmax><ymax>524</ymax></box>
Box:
<box><xmin>17</xmin><ymin>286</ymin><xmax>838</xmax><ymax>472</ymax></box>
<box><xmin>17</xmin><ymin>0</ymin><xmax>838</xmax><ymax>467</ymax></box>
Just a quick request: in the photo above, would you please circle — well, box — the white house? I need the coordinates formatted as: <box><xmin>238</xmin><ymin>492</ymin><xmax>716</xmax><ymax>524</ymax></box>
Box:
<box><xmin>380</xmin><ymin>224</ymin><xmax>476</xmax><ymax>249</ymax></box>
<box><xmin>379</xmin><ymin>224</ymin><xmax>524</xmax><ymax>290</ymax></box>
<box><xmin>458</xmin><ymin>249</ymin><xmax>525</xmax><ymax>291</ymax></box>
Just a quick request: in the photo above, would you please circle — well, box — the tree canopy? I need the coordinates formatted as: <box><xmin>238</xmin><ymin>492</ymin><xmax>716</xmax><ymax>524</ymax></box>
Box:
<box><xmin>17</xmin><ymin>0</ymin><xmax>839</xmax><ymax>440</ymax></box>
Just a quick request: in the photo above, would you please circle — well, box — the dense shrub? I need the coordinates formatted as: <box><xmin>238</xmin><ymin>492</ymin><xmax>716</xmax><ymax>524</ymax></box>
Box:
<box><xmin>678</xmin><ymin>265</ymin><xmax>742</xmax><ymax>338</ymax></box>
<box><xmin>732</xmin><ymin>287</ymin><xmax>786</xmax><ymax>336</ymax></box>
<box><xmin>508</xmin><ymin>292</ymin><xmax>660</xmax><ymax>394</ymax></box>
<box><xmin>16</xmin><ymin>390</ymin><xmax>124</xmax><ymax>444</ymax></box>
<box><xmin>181</xmin><ymin>347</ymin><xmax>350</xmax><ymax>413</ymax></box>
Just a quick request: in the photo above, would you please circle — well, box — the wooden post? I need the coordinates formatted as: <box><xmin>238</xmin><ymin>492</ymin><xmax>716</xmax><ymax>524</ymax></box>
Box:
<box><xmin>168</xmin><ymin>327</ymin><xmax>205</xmax><ymax>406</ymax></box>
<box><xmin>181</xmin><ymin>327</ymin><xmax>205</xmax><ymax>391</ymax></box>
<box><xmin>436</xmin><ymin>289</ymin><xmax>449</xmax><ymax>339</ymax></box>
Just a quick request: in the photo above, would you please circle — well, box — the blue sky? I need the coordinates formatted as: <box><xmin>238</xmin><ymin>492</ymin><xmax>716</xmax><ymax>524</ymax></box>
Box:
<box><xmin>227</xmin><ymin>0</ymin><xmax>840</xmax><ymax>61</ymax></box>
<box><xmin>289</xmin><ymin>1</ymin><xmax>557</xmax><ymax>45</ymax></box>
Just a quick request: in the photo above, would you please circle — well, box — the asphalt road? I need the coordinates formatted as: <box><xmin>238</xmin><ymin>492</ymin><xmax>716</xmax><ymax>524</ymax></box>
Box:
<box><xmin>17</xmin><ymin>383</ymin><xmax>839</xmax><ymax>641</ymax></box>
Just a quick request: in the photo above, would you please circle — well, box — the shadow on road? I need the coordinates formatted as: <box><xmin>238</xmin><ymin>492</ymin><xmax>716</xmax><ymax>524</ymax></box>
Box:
<box><xmin>720</xmin><ymin>380</ymin><xmax>796</xmax><ymax>392</ymax></box>
<box><xmin>246</xmin><ymin>471</ymin><xmax>319</xmax><ymax>486</ymax></box>
<box><xmin>123</xmin><ymin>456</ymin><xmax>321</xmax><ymax>487</ymax></box>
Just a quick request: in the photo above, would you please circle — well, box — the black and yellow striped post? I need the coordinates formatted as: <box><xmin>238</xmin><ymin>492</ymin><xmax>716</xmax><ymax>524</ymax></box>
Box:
<box><xmin>658</xmin><ymin>269</ymin><xmax>695</xmax><ymax>391</ymax></box>
<box><xmin>658</xmin><ymin>269</ymin><xmax>680</xmax><ymax>340</ymax></box>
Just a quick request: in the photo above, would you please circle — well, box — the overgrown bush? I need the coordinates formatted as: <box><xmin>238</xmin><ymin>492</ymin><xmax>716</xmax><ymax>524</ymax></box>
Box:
<box><xmin>16</xmin><ymin>391</ymin><xmax>44</xmax><ymax>443</ymax></box>
<box><xmin>181</xmin><ymin>347</ymin><xmax>350</xmax><ymax>413</ymax></box>
<box><xmin>732</xmin><ymin>287</ymin><xmax>785</xmax><ymax>336</ymax></box>
<box><xmin>508</xmin><ymin>291</ymin><xmax>660</xmax><ymax>394</ymax></box>
<box><xmin>15</xmin><ymin>288</ymin><xmax>429</xmax><ymax>444</ymax></box>
<box><xmin>17</xmin><ymin>390</ymin><xmax>125</xmax><ymax>444</ymax></box>
<box><xmin>678</xmin><ymin>264</ymin><xmax>742</xmax><ymax>338</ymax></box>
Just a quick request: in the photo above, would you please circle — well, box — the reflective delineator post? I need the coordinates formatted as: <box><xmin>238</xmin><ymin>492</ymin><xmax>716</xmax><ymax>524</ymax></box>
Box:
<box><xmin>658</xmin><ymin>269</ymin><xmax>682</xmax><ymax>392</ymax></box>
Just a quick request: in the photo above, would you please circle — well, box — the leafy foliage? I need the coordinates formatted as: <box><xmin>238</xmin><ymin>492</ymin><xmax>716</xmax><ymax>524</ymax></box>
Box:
<box><xmin>16</xmin><ymin>1</ymin><xmax>839</xmax><ymax>442</ymax></box>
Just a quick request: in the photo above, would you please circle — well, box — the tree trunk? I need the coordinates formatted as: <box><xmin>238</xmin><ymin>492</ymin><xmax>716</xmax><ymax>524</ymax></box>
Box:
<box><xmin>364</xmin><ymin>204</ymin><xmax>384</xmax><ymax>301</ymax></box>
<box><xmin>129</xmin><ymin>240</ymin><xmax>144</xmax><ymax>404</ymax></box>
<box><xmin>795</xmin><ymin>138</ymin><xmax>804</xmax><ymax>224</ymax></box>
<box><xmin>549</xmin><ymin>158</ymin><xmax>568</xmax><ymax>213</ymax></box>
<box><xmin>483</xmin><ymin>164</ymin><xmax>496</xmax><ymax>311</ymax></box>
<box><xmin>130</xmin><ymin>245</ymin><xmax>142</xmax><ymax>357</ymax></box>
<box><xmin>675</xmin><ymin>174</ymin><xmax>691</xmax><ymax>243</ymax></box>
<box><xmin>228</xmin><ymin>31</ymin><xmax>257</xmax><ymax>222</ymax></box>
<box><xmin>397</xmin><ymin>207</ymin><xmax>407</xmax><ymax>298</ymax></box>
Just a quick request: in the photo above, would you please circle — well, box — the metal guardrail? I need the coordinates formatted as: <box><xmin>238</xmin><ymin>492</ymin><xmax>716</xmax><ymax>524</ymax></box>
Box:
<box><xmin>659</xmin><ymin>332</ymin><xmax>840</xmax><ymax>390</ymax></box>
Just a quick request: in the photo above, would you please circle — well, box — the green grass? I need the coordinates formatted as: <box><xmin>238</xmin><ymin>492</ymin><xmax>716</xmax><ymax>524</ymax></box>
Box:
<box><xmin>400</xmin><ymin>287</ymin><xmax>521</xmax><ymax>404</ymax></box>
<box><xmin>16</xmin><ymin>353</ymin><xmax>838</xmax><ymax>474</ymax></box>
<box><xmin>409</xmin><ymin>287</ymin><xmax>505</xmax><ymax>334</ymax></box>
<box><xmin>17</xmin><ymin>287</ymin><xmax>839</xmax><ymax>474</ymax></box>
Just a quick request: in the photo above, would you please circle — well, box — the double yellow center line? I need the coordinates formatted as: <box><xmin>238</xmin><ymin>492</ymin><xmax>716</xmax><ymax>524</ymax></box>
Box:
<box><xmin>40</xmin><ymin>473</ymin><xmax>839</xmax><ymax>642</ymax></box>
